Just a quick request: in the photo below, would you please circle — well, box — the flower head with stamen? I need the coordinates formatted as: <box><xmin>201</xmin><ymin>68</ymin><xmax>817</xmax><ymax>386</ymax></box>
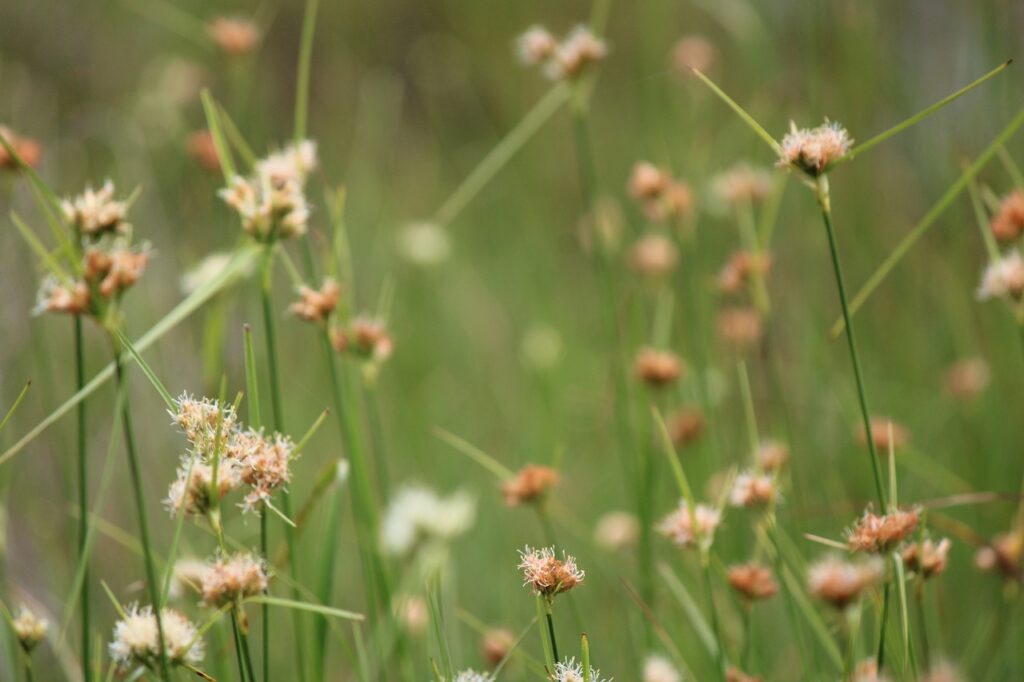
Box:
<box><xmin>777</xmin><ymin>120</ymin><xmax>853</xmax><ymax>177</ymax></box>
<box><xmin>553</xmin><ymin>656</ymin><xmax>608</xmax><ymax>682</ymax></box>
<box><xmin>808</xmin><ymin>555</ymin><xmax>884</xmax><ymax>609</ymax></box>
<box><xmin>518</xmin><ymin>546</ymin><xmax>585</xmax><ymax>597</ymax></box>
<box><xmin>109</xmin><ymin>604</ymin><xmax>203</xmax><ymax>670</ymax></box>
<box><xmin>847</xmin><ymin>507</ymin><xmax>919</xmax><ymax>553</ymax></box>
<box><xmin>902</xmin><ymin>538</ymin><xmax>951</xmax><ymax>579</ymax></box>
<box><xmin>657</xmin><ymin>502</ymin><xmax>721</xmax><ymax>550</ymax></box>
<box><xmin>290</xmin><ymin>278</ymin><xmax>341</xmax><ymax>323</ymax></box>
<box><xmin>62</xmin><ymin>180</ymin><xmax>129</xmax><ymax>236</ymax></box>
<box><xmin>502</xmin><ymin>464</ymin><xmax>559</xmax><ymax>506</ymax></box>
<box><xmin>13</xmin><ymin>606</ymin><xmax>48</xmax><ymax>652</ymax></box>
<box><xmin>977</xmin><ymin>250</ymin><xmax>1024</xmax><ymax>301</ymax></box>
<box><xmin>200</xmin><ymin>552</ymin><xmax>269</xmax><ymax>607</ymax></box>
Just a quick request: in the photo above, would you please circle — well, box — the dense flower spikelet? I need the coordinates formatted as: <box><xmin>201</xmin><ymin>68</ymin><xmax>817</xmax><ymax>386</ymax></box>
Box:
<box><xmin>553</xmin><ymin>656</ymin><xmax>607</xmax><ymax>682</ymax></box>
<box><xmin>109</xmin><ymin>605</ymin><xmax>203</xmax><ymax>669</ymax></box>
<box><xmin>546</xmin><ymin>26</ymin><xmax>607</xmax><ymax>80</ymax></box>
<box><xmin>13</xmin><ymin>606</ymin><xmax>48</xmax><ymax>652</ymax></box>
<box><xmin>518</xmin><ymin>546</ymin><xmax>585</xmax><ymax>596</ymax></box>
<box><xmin>808</xmin><ymin>556</ymin><xmax>883</xmax><ymax>609</ymax></box>
<box><xmin>165</xmin><ymin>457</ymin><xmax>242</xmax><ymax>516</ymax></box>
<box><xmin>730</xmin><ymin>471</ymin><xmax>776</xmax><ymax>508</ymax></box>
<box><xmin>200</xmin><ymin>552</ymin><xmax>269</xmax><ymax>606</ymax></box>
<box><xmin>232</xmin><ymin>429</ymin><xmax>295</xmax><ymax>512</ymax></box>
<box><xmin>847</xmin><ymin>508</ymin><xmax>919</xmax><ymax>553</ymax></box>
<box><xmin>777</xmin><ymin>120</ymin><xmax>853</xmax><ymax>176</ymax></box>
<box><xmin>502</xmin><ymin>464</ymin><xmax>559</xmax><ymax>506</ymax></box>
<box><xmin>977</xmin><ymin>251</ymin><xmax>1024</xmax><ymax>301</ymax></box>
<box><xmin>990</xmin><ymin>190</ymin><xmax>1024</xmax><ymax>242</ymax></box>
<box><xmin>290</xmin><ymin>279</ymin><xmax>341</xmax><ymax>322</ymax></box>
<box><xmin>657</xmin><ymin>502</ymin><xmax>721</xmax><ymax>549</ymax></box>
<box><xmin>516</xmin><ymin>26</ymin><xmax>557</xmax><ymax>65</ymax></box>
<box><xmin>634</xmin><ymin>347</ymin><xmax>685</xmax><ymax>387</ymax></box>
<box><xmin>62</xmin><ymin>180</ymin><xmax>129</xmax><ymax>236</ymax></box>
<box><xmin>902</xmin><ymin>538</ymin><xmax>951</xmax><ymax>578</ymax></box>
<box><xmin>727</xmin><ymin>563</ymin><xmax>778</xmax><ymax>600</ymax></box>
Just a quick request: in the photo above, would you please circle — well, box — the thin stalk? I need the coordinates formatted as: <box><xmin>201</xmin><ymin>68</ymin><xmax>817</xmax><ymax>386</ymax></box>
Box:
<box><xmin>815</xmin><ymin>177</ymin><xmax>887</xmax><ymax>510</ymax></box>
<box><xmin>294</xmin><ymin>0</ymin><xmax>321</xmax><ymax>144</ymax></box>
<box><xmin>876</xmin><ymin>583</ymin><xmax>890</xmax><ymax>670</ymax></box>
<box><xmin>701</xmin><ymin>554</ymin><xmax>727</xmax><ymax>682</ymax></box>
<box><xmin>230</xmin><ymin>610</ymin><xmax>250</xmax><ymax>682</ymax></box>
<box><xmin>111</xmin><ymin>349</ymin><xmax>170</xmax><ymax>680</ymax></box>
<box><xmin>21</xmin><ymin>652</ymin><xmax>33</xmax><ymax>682</ymax></box>
<box><xmin>915</xmin><ymin>584</ymin><xmax>931</xmax><ymax>669</ymax></box>
<box><xmin>236</xmin><ymin>607</ymin><xmax>258</xmax><ymax>682</ymax></box>
<box><xmin>544</xmin><ymin>599</ymin><xmax>560</xmax><ymax>664</ymax></box>
<box><xmin>260</xmin><ymin>512</ymin><xmax>269</xmax><ymax>682</ymax></box>
<box><xmin>74</xmin><ymin>317</ymin><xmax>92</xmax><ymax>682</ymax></box>
<box><xmin>258</xmin><ymin>246</ymin><xmax>306</xmax><ymax>682</ymax></box>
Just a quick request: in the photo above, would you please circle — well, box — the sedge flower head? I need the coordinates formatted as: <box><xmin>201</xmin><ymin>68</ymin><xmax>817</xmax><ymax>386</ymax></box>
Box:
<box><xmin>629</xmin><ymin>233</ymin><xmax>679</xmax><ymax>278</ymax></box>
<box><xmin>729</xmin><ymin>471</ymin><xmax>776</xmax><ymax>508</ymax></box>
<box><xmin>777</xmin><ymin>120</ymin><xmax>853</xmax><ymax>176</ymax></box>
<box><xmin>62</xmin><ymin>180</ymin><xmax>129</xmax><ymax>236</ymax></box>
<box><xmin>977</xmin><ymin>250</ymin><xmax>1024</xmax><ymax>301</ymax></box>
<box><xmin>206</xmin><ymin>17</ymin><xmax>261</xmax><ymax>56</ymax></box>
<box><xmin>0</xmin><ymin>125</ymin><xmax>42</xmax><ymax>170</ymax></box>
<box><xmin>290</xmin><ymin>278</ymin><xmax>341</xmax><ymax>323</ymax></box>
<box><xmin>643</xmin><ymin>654</ymin><xmax>681</xmax><ymax>682</ymax></box>
<box><xmin>553</xmin><ymin>656</ymin><xmax>608</xmax><ymax>682</ymax></box>
<box><xmin>594</xmin><ymin>511</ymin><xmax>640</xmax><ymax>552</ymax></box>
<box><xmin>990</xmin><ymin>190</ymin><xmax>1024</xmax><ymax>243</ymax></box>
<box><xmin>657</xmin><ymin>502</ymin><xmax>721</xmax><ymax>549</ymax></box>
<box><xmin>480</xmin><ymin>628</ymin><xmax>516</xmax><ymax>667</ymax></box>
<box><xmin>518</xmin><ymin>546</ymin><xmax>585</xmax><ymax>597</ymax></box>
<box><xmin>633</xmin><ymin>347</ymin><xmax>685</xmax><ymax>387</ymax></box>
<box><xmin>516</xmin><ymin>26</ymin><xmax>558</xmax><ymax>65</ymax></box>
<box><xmin>808</xmin><ymin>555</ymin><xmax>883</xmax><ymax>609</ymax></box>
<box><xmin>165</xmin><ymin>456</ymin><xmax>242</xmax><ymax>517</ymax></box>
<box><xmin>902</xmin><ymin>538</ymin><xmax>951</xmax><ymax>579</ymax></box>
<box><xmin>544</xmin><ymin>26</ymin><xmax>607</xmax><ymax>81</ymax></box>
<box><xmin>712</xmin><ymin>164</ymin><xmax>773</xmax><ymax>207</ymax></box>
<box><xmin>109</xmin><ymin>605</ymin><xmax>203</xmax><ymax>669</ymax></box>
<box><xmin>727</xmin><ymin>563</ymin><xmax>778</xmax><ymax>601</ymax></box>
<box><xmin>847</xmin><ymin>507</ymin><xmax>919</xmax><ymax>553</ymax></box>
<box><xmin>502</xmin><ymin>464</ymin><xmax>559</xmax><ymax>506</ymax></box>
<box><xmin>13</xmin><ymin>606</ymin><xmax>48</xmax><ymax>652</ymax></box>
<box><xmin>200</xmin><ymin>552</ymin><xmax>269</xmax><ymax>607</ymax></box>
<box><xmin>380</xmin><ymin>485</ymin><xmax>476</xmax><ymax>555</ymax></box>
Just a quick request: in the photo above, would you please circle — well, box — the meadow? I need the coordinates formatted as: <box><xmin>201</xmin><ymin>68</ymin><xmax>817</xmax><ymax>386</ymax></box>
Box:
<box><xmin>1</xmin><ymin>1</ymin><xmax>1023</xmax><ymax>680</ymax></box>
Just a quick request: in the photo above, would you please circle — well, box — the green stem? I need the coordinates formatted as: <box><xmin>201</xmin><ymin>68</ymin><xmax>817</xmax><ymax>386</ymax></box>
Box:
<box><xmin>815</xmin><ymin>177</ymin><xmax>887</xmax><ymax>510</ymax></box>
<box><xmin>21</xmin><ymin>653</ymin><xmax>32</xmax><ymax>682</ymax></box>
<box><xmin>915</xmin><ymin>583</ymin><xmax>931</xmax><ymax>671</ymax></box>
<box><xmin>876</xmin><ymin>583</ymin><xmax>890</xmax><ymax>671</ymax></box>
<box><xmin>230</xmin><ymin>612</ymin><xmax>250</xmax><ymax>682</ymax></box>
<box><xmin>544</xmin><ymin>600</ymin><xmax>560</xmax><ymax>664</ymax></box>
<box><xmin>260</xmin><ymin>512</ymin><xmax>269</xmax><ymax>682</ymax></box>
<box><xmin>237</xmin><ymin>610</ymin><xmax>258</xmax><ymax>682</ymax></box>
<box><xmin>74</xmin><ymin>317</ymin><xmax>92</xmax><ymax>682</ymax></box>
<box><xmin>701</xmin><ymin>555</ymin><xmax>727</xmax><ymax>682</ymax></box>
<box><xmin>259</xmin><ymin>246</ymin><xmax>306</xmax><ymax>682</ymax></box>
<box><xmin>112</xmin><ymin>349</ymin><xmax>170</xmax><ymax>680</ymax></box>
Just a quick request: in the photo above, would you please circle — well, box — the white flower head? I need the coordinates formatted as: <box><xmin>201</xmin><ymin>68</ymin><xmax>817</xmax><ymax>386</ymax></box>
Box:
<box><xmin>977</xmin><ymin>250</ymin><xmax>1024</xmax><ymax>301</ymax></box>
<box><xmin>657</xmin><ymin>502</ymin><xmax>721</xmax><ymax>549</ymax></box>
<box><xmin>380</xmin><ymin>485</ymin><xmax>476</xmax><ymax>555</ymax></box>
<box><xmin>62</xmin><ymin>180</ymin><xmax>129</xmax><ymax>236</ymax></box>
<box><xmin>516</xmin><ymin>25</ymin><xmax>558</xmax><ymax>65</ymax></box>
<box><xmin>777</xmin><ymin>120</ymin><xmax>853</xmax><ymax>176</ymax></box>
<box><xmin>13</xmin><ymin>606</ymin><xmax>48</xmax><ymax>652</ymax></box>
<box><xmin>454</xmin><ymin>670</ymin><xmax>493</xmax><ymax>682</ymax></box>
<box><xmin>643</xmin><ymin>655</ymin><xmax>681</xmax><ymax>682</ymax></box>
<box><xmin>554</xmin><ymin>656</ymin><xmax>610</xmax><ymax>682</ymax></box>
<box><xmin>109</xmin><ymin>605</ymin><xmax>203</xmax><ymax>669</ymax></box>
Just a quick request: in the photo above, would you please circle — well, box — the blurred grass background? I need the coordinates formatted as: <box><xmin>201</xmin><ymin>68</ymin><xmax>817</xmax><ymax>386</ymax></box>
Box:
<box><xmin>2</xmin><ymin>0</ymin><xmax>1024</xmax><ymax>679</ymax></box>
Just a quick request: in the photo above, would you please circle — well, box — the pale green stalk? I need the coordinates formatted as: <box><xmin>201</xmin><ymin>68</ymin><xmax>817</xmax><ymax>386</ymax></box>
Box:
<box><xmin>73</xmin><ymin>317</ymin><xmax>92</xmax><ymax>682</ymax></box>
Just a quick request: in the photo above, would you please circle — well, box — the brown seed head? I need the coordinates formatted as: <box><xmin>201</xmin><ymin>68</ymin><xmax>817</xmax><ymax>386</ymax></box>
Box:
<box><xmin>847</xmin><ymin>507</ymin><xmax>919</xmax><ymax>554</ymax></box>
<box><xmin>808</xmin><ymin>556</ymin><xmax>883</xmax><ymax>609</ymax></box>
<box><xmin>943</xmin><ymin>357</ymin><xmax>990</xmax><ymax>400</ymax></box>
<box><xmin>974</xmin><ymin>531</ymin><xmax>1023</xmax><ymax>581</ymax></box>
<box><xmin>633</xmin><ymin>347</ymin><xmax>685</xmax><ymax>387</ymax></box>
<box><xmin>351</xmin><ymin>317</ymin><xmax>394</xmax><ymax>362</ymax></box>
<box><xmin>645</xmin><ymin>181</ymin><xmax>694</xmax><ymax>221</ymax></box>
<box><xmin>716</xmin><ymin>307</ymin><xmax>763</xmax><ymax>350</ymax></box>
<box><xmin>187</xmin><ymin>130</ymin><xmax>221</xmax><ymax>172</ymax></box>
<box><xmin>717</xmin><ymin>251</ymin><xmax>773</xmax><ymax>295</ymax></box>
<box><xmin>502</xmin><ymin>464</ymin><xmax>559</xmax><ymax>506</ymax></box>
<box><xmin>667</xmin><ymin>407</ymin><xmax>705</xmax><ymax>448</ymax></box>
<box><xmin>990</xmin><ymin>190</ymin><xmax>1024</xmax><ymax>243</ymax></box>
<box><xmin>628</xmin><ymin>162</ymin><xmax>672</xmax><ymax>200</ymax></box>
<box><xmin>727</xmin><ymin>563</ymin><xmax>778</xmax><ymax>601</ymax></box>
<box><xmin>290</xmin><ymin>279</ymin><xmax>341</xmax><ymax>323</ymax></box>
<box><xmin>480</xmin><ymin>628</ymin><xmax>516</xmax><ymax>667</ymax></box>
<box><xmin>518</xmin><ymin>546</ymin><xmax>585</xmax><ymax>597</ymax></box>
<box><xmin>37</xmin><ymin>279</ymin><xmax>90</xmax><ymax>316</ymax></box>
<box><xmin>857</xmin><ymin>416</ymin><xmax>910</xmax><ymax>453</ymax></box>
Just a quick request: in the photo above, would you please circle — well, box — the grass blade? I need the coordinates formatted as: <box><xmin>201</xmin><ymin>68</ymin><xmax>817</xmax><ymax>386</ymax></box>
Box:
<box><xmin>243</xmin><ymin>596</ymin><xmax>364</xmax><ymax>621</ymax></box>
<box><xmin>691</xmin><ymin>69</ymin><xmax>781</xmax><ymax>153</ymax></box>
<box><xmin>0</xmin><ymin>381</ymin><xmax>31</xmax><ymax>434</ymax></box>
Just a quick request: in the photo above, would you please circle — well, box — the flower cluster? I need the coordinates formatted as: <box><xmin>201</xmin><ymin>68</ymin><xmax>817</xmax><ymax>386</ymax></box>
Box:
<box><xmin>206</xmin><ymin>16</ymin><xmax>261</xmax><ymax>56</ymax></box>
<box><xmin>657</xmin><ymin>502</ymin><xmax>721</xmax><ymax>550</ymax></box>
<box><xmin>200</xmin><ymin>552</ymin><xmax>269</xmax><ymax>607</ymax></box>
<box><xmin>729</xmin><ymin>471</ymin><xmax>776</xmax><ymax>508</ymax></box>
<box><xmin>454</xmin><ymin>670</ymin><xmax>493</xmax><ymax>682</ymax></box>
<box><xmin>166</xmin><ymin>394</ymin><xmax>296</xmax><ymax>515</ymax></box>
<box><xmin>35</xmin><ymin>181</ymin><xmax>150</xmax><ymax>318</ymax></box>
<box><xmin>380</xmin><ymin>485</ymin><xmax>476</xmax><ymax>556</ymax></box>
<box><xmin>0</xmin><ymin>124</ymin><xmax>42</xmax><ymax>170</ymax></box>
<box><xmin>990</xmin><ymin>190</ymin><xmax>1024</xmax><ymax>243</ymax></box>
<box><xmin>12</xmin><ymin>606</ymin><xmax>48</xmax><ymax>652</ymax></box>
<box><xmin>290</xmin><ymin>278</ymin><xmax>341</xmax><ymax>323</ymax></box>
<box><xmin>553</xmin><ymin>657</ymin><xmax>609</xmax><ymax>682</ymax></box>
<box><xmin>517</xmin><ymin>25</ymin><xmax>607</xmax><ymax>81</ymax></box>
<box><xmin>977</xmin><ymin>250</ymin><xmax>1024</xmax><ymax>302</ymax></box>
<box><xmin>777</xmin><ymin>120</ymin><xmax>853</xmax><ymax>176</ymax></box>
<box><xmin>847</xmin><ymin>507</ymin><xmax>920</xmax><ymax>554</ymax></box>
<box><xmin>633</xmin><ymin>347</ymin><xmax>685</xmax><ymax>387</ymax></box>
<box><xmin>219</xmin><ymin>140</ymin><xmax>316</xmax><ymax>241</ymax></box>
<box><xmin>108</xmin><ymin>605</ymin><xmax>203</xmax><ymax>670</ymax></box>
<box><xmin>727</xmin><ymin>563</ymin><xmax>778</xmax><ymax>601</ymax></box>
<box><xmin>717</xmin><ymin>251</ymin><xmax>773</xmax><ymax>296</ymax></box>
<box><xmin>628</xmin><ymin>232</ymin><xmax>678</xmax><ymax>277</ymax></box>
<box><xmin>518</xmin><ymin>546</ymin><xmax>585</xmax><ymax>597</ymax></box>
<box><xmin>643</xmin><ymin>655</ymin><xmax>682</xmax><ymax>682</ymax></box>
<box><xmin>330</xmin><ymin>316</ymin><xmax>395</xmax><ymax>365</ymax></box>
<box><xmin>628</xmin><ymin>161</ymin><xmax>694</xmax><ymax>222</ymax></box>
<box><xmin>902</xmin><ymin>538</ymin><xmax>952</xmax><ymax>579</ymax></box>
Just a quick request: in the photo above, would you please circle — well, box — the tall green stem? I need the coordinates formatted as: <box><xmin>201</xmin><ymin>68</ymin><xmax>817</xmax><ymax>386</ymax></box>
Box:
<box><xmin>259</xmin><ymin>246</ymin><xmax>306</xmax><ymax>682</ymax></box>
<box><xmin>112</xmin><ymin>348</ymin><xmax>170</xmax><ymax>680</ymax></box>
<box><xmin>701</xmin><ymin>555</ymin><xmax>727</xmax><ymax>682</ymax></box>
<box><xmin>815</xmin><ymin>177</ymin><xmax>887</xmax><ymax>510</ymax></box>
<box><xmin>74</xmin><ymin>317</ymin><xmax>92</xmax><ymax>682</ymax></box>
<box><xmin>544</xmin><ymin>599</ymin><xmax>560</xmax><ymax>664</ymax></box>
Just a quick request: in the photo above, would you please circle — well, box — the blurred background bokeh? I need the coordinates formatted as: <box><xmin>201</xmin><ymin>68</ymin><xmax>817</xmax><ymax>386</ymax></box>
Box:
<box><xmin>2</xmin><ymin>0</ymin><xmax>1024</xmax><ymax>679</ymax></box>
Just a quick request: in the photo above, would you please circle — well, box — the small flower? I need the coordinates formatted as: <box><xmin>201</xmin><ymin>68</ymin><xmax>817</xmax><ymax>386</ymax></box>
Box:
<box><xmin>34</xmin><ymin>277</ymin><xmax>90</xmax><ymax>316</ymax></box>
<box><xmin>808</xmin><ymin>555</ymin><xmax>883</xmax><ymax>609</ymax></box>
<box><xmin>847</xmin><ymin>508</ymin><xmax>920</xmax><ymax>553</ymax></box>
<box><xmin>256</xmin><ymin>140</ymin><xmax>318</xmax><ymax>186</ymax></box>
<box><xmin>171</xmin><ymin>394</ymin><xmax>238</xmax><ymax>452</ymax></box>
<box><xmin>944</xmin><ymin>357</ymin><xmax>990</xmax><ymax>400</ymax></box>
<box><xmin>502</xmin><ymin>464</ymin><xmax>560</xmax><ymax>506</ymax></box>
<box><xmin>717</xmin><ymin>251</ymin><xmax>772</xmax><ymax>295</ymax></box>
<box><xmin>645</xmin><ymin>181</ymin><xmax>694</xmax><ymax>221</ymax></box>
<box><xmin>455</xmin><ymin>670</ymin><xmax>493</xmax><ymax>682</ymax></box>
<box><xmin>480</xmin><ymin>628</ymin><xmax>516</xmax><ymax>667</ymax></box>
<box><xmin>594</xmin><ymin>511</ymin><xmax>640</xmax><ymax>552</ymax></box>
<box><xmin>206</xmin><ymin>17</ymin><xmax>261</xmax><ymax>56</ymax></box>
<box><xmin>990</xmin><ymin>190</ymin><xmax>1024</xmax><ymax>243</ymax></box>
<box><xmin>629</xmin><ymin>233</ymin><xmax>679</xmax><ymax>277</ymax></box>
<box><xmin>667</xmin><ymin>407</ymin><xmax>704</xmax><ymax>448</ymax></box>
<box><xmin>777</xmin><ymin>120</ymin><xmax>853</xmax><ymax>176</ymax></box>
<box><xmin>657</xmin><ymin>502</ymin><xmax>721</xmax><ymax>549</ymax></box>
<box><xmin>380</xmin><ymin>485</ymin><xmax>476</xmax><ymax>555</ymax></box>
<box><xmin>83</xmin><ymin>242</ymin><xmax>151</xmax><ymax>299</ymax></box>
<box><xmin>0</xmin><ymin>125</ymin><xmax>42</xmax><ymax>170</ymax></box>
<box><xmin>712</xmin><ymin>164</ymin><xmax>773</xmax><ymax>207</ymax></box>
<box><xmin>729</xmin><ymin>472</ymin><xmax>776</xmax><ymax>508</ymax></box>
<box><xmin>398</xmin><ymin>595</ymin><xmax>428</xmax><ymax>634</ymax></box>
<box><xmin>756</xmin><ymin>440</ymin><xmax>790</xmax><ymax>472</ymax></box>
<box><xmin>290</xmin><ymin>279</ymin><xmax>341</xmax><ymax>323</ymax></box>
<box><xmin>857</xmin><ymin>416</ymin><xmax>910</xmax><ymax>453</ymax></box>
<box><xmin>200</xmin><ymin>552</ymin><xmax>269</xmax><ymax>607</ymax></box>
<box><xmin>350</xmin><ymin>317</ymin><xmax>394</xmax><ymax>362</ymax></box>
<box><xmin>165</xmin><ymin>456</ymin><xmax>242</xmax><ymax>517</ymax></box>
<box><xmin>553</xmin><ymin>656</ymin><xmax>608</xmax><ymax>682</ymax></box>
<box><xmin>716</xmin><ymin>307</ymin><xmax>763</xmax><ymax>350</ymax></box>
<box><xmin>109</xmin><ymin>605</ymin><xmax>203</xmax><ymax>669</ymax></box>
<box><xmin>628</xmin><ymin>162</ymin><xmax>673</xmax><ymax>200</ymax></box>
<box><xmin>62</xmin><ymin>180</ymin><xmax>129</xmax><ymax>236</ymax></box>
<box><xmin>13</xmin><ymin>606</ymin><xmax>48</xmax><ymax>652</ymax></box>
<box><xmin>727</xmin><ymin>563</ymin><xmax>778</xmax><ymax>601</ymax></box>
<box><xmin>633</xmin><ymin>347</ymin><xmax>685</xmax><ymax>387</ymax></box>
<box><xmin>670</xmin><ymin>35</ymin><xmax>716</xmax><ymax>75</ymax></box>
<box><xmin>516</xmin><ymin>26</ymin><xmax>558</xmax><ymax>65</ymax></box>
<box><xmin>232</xmin><ymin>430</ymin><xmax>295</xmax><ymax>512</ymax></box>
<box><xmin>545</xmin><ymin>26</ymin><xmax>607</xmax><ymax>80</ymax></box>
<box><xmin>518</xmin><ymin>546</ymin><xmax>585</xmax><ymax>597</ymax></box>
<box><xmin>977</xmin><ymin>251</ymin><xmax>1024</xmax><ymax>301</ymax></box>
<box><xmin>902</xmin><ymin>538</ymin><xmax>951</xmax><ymax>579</ymax></box>
<box><xmin>643</xmin><ymin>654</ymin><xmax>681</xmax><ymax>682</ymax></box>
